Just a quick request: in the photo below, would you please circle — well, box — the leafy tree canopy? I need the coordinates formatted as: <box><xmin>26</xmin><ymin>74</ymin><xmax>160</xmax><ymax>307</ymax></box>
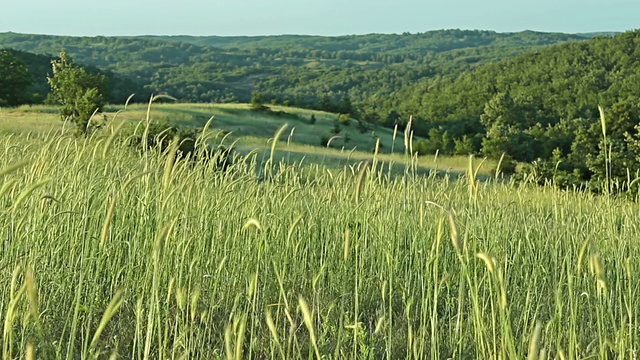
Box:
<box><xmin>0</xmin><ymin>49</ymin><xmax>32</xmax><ymax>106</ymax></box>
<box><xmin>47</xmin><ymin>51</ymin><xmax>108</xmax><ymax>135</ymax></box>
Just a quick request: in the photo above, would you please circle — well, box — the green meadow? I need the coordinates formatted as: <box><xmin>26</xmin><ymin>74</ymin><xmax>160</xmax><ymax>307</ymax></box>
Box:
<box><xmin>0</xmin><ymin>104</ymin><xmax>495</xmax><ymax>177</ymax></box>
<box><xmin>1</xmin><ymin>105</ymin><xmax>638</xmax><ymax>359</ymax></box>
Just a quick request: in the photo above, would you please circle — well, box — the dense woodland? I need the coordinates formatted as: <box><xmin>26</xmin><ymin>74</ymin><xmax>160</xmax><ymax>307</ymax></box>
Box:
<box><xmin>0</xmin><ymin>30</ymin><xmax>585</xmax><ymax>105</ymax></box>
<box><xmin>2</xmin><ymin>29</ymin><xmax>640</xmax><ymax>190</ymax></box>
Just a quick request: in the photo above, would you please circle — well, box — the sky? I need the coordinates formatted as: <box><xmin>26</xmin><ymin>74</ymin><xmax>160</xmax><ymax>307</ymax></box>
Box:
<box><xmin>1</xmin><ymin>0</ymin><xmax>638</xmax><ymax>36</ymax></box>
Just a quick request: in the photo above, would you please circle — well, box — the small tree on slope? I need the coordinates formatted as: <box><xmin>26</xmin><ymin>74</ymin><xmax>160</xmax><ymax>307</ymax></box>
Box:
<box><xmin>47</xmin><ymin>50</ymin><xmax>108</xmax><ymax>135</ymax></box>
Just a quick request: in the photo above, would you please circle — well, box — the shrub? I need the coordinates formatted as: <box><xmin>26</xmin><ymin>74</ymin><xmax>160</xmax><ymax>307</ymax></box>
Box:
<box><xmin>125</xmin><ymin>121</ymin><xmax>233</xmax><ymax>170</ymax></box>
<box><xmin>337</xmin><ymin>113</ymin><xmax>351</xmax><ymax>126</ymax></box>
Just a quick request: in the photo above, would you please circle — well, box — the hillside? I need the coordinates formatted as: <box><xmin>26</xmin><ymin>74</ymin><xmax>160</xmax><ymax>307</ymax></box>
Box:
<box><xmin>4</xmin><ymin>29</ymin><xmax>640</xmax><ymax>189</ymax></box>
<box><xmin>391</xmin><ymin>30</ymin><xmax>640</xmax><ymax>188</ymax></box>
<box><xmin>392</xmin><ymin>30</ymin><xmax>640</xmax><ymax>128</ymax></box>
<box><xmin>141</xmin><ymin>30</ymin><xmax>584</xmax><ymax>56</ymax></box>
<box><xmin>115</xmin><ymin>103</ymin><xmax>405</xmax><ymax>153</ymax></box>
<box><xmin>0</xmin><ymin>103</ymin><xmax>496</xmax><ymax>177</ymax></box>
<box><xmin>1</xmin><ymin>48</ymin><xmax>147</xmax><ymax>104</ymax></box>
<box><xmin>0</xmin><ymin>30</ymin><xmax>585</xmax><ymax>109</ymax></box>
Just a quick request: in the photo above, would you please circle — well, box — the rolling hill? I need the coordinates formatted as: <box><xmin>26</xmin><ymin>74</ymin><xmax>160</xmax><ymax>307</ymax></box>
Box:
<box><xmin>0</xmin><ymin>30</ymin><xmax>587</xmax><ymax>109</ymax></box>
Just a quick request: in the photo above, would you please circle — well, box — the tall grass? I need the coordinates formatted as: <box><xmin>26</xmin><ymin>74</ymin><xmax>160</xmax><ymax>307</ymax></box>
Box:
<box><xmin>0</xmin><ymin>123</ymin><xmax>639</xmax><ymax>359</ymax></box>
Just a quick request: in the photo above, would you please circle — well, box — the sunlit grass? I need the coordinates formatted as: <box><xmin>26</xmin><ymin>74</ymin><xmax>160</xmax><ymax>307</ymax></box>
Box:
<box><xmin>1</xmin><ymin>104</ymin><xmax>495</xmax><ymax>177</ymax></box>
<box><xmin>1</xmin><ymin>118</ymin><xmax>639</xmax><ymax>358</ymax></box>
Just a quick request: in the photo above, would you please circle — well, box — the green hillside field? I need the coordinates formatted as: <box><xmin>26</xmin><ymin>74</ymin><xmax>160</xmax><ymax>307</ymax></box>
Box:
<box><xmin>0</xmin><ymin>110</ymin><xmax>638</xmax><ymax>358</ymax></box>
<box><xmin>0</xmin><ymin>103</ymin><xmax>496</xmax><ymax>177</ymax></box>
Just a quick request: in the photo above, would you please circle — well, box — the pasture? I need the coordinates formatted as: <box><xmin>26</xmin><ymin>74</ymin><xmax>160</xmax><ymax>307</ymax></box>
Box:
<box><xmin>0</xmin><ymin>104</ymin><xmax>496</xmax><ymax>177</ymax></box>
<box><xmin>0</xmin><ymin>106</ymin><xmax>638</xmax><ymax>359</ymax></box>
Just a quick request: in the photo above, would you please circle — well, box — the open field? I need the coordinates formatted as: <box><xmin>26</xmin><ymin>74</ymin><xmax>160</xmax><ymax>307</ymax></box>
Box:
<box><xmin>1</xmin><ymin>120</ymin><xmax>639</xmax><ymax>359</ymax></box>
<box><xmin>0</xmin><ymin>104</ymin><xmax>497</xmax><ymax>177</ymax></box>
<box><xmin>110</xmin><ymin>103</ymin><xmax>407</xmax><ymax>154</ymax></box>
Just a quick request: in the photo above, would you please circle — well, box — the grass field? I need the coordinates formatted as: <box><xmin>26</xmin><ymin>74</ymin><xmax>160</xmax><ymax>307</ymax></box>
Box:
<box><xmin>1</xmin><ymin>110</ymin><xmax>639</xmax><ymax>359</ymax></box>
<box><xmin>0</xmin><ymin>104</ymin><xmax>497</xmax><ymax>177</ymax></box>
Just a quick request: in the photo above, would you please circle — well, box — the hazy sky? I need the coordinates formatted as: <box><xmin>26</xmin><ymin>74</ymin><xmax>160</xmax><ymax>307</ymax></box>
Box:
<box><xmin>1</xmin><ymin>0</ymin><xmax>638</xmax><ymax>36</ymax></box>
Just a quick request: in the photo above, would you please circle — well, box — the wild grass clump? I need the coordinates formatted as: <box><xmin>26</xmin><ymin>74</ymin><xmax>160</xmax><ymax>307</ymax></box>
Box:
<box><xmin>1</xmin><ymin>121</ymin><xmax>639</xmax><ymax>359</ymax></box>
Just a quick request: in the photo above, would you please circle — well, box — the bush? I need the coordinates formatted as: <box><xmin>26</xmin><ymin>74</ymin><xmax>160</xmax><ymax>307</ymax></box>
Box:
<box><xmin>337</xmin><ymin>113</ymin><xmax>351</xmax><ymax>126</ymax></box>
<box><xmin>357</xmin><ymin>120</ymin><xmax>369</xmax><ymax>134</ymax></box>
<box><xmin>125</xmin><ymin>121</ymin><xmax>233</xmax><ymax>170</ymax></box>
<box><xmin>331</xmin><ymin>122</ymin><xmax>341</xmax><ymax>135</ymax></box>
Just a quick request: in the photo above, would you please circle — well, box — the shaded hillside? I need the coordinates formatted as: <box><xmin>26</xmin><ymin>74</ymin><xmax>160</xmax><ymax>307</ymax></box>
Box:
<box><xmin>2</xmin><ymin>48</ymin><xmax>146</xmax><ymax>104</ymax></box>
<box><xmin>0</xmin><ymin>30</ymin><xmax>585</xmax><ymax>108</ymax></box>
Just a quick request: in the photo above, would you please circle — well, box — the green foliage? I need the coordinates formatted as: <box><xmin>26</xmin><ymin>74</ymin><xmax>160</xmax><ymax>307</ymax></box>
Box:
<box><xmin>1</xmin><ymin>48</ymin><xmax>144</xmax><ymax>105</ymax></box>
<box><xmin>0</xmin><ymin>30</ymin><xmax>585</xmax><ymax>111</ymax></box>
<box><xmin>128</xmin><ymin>120</ymin><xmax>198</xmax><ymax>154</ymax></box>
<box><xmin>47</xmin><ymin>51</ymin><xmax>108</xmax><ymax>135</ymax></box>
<box><xmin>390</xmin><ymin>30</ymin><xmax>640</xmax><ymax>190</ymax></box>
<box><xmin>0</xmin><ymin>49</ymin><xmax>32</xmax><ymax>106</ymax></box>
<box><xmin>250</xmin><ymin>91</ymin><xmax>268</xmax><ymax>111</ymax></box>
<box><xmin>479</xmin><ymin>92</ymin><xmax>524</xmax><ymax>128</ymax></box>
<box><xmin>331</xmin><ymin>121</ymin><xmax>342</xmax><ymax>135</ymax></box>
<box><xmin>454</xmin><ymin>135</ymin><xmax>476</xmax><ymax>155</ymax></box>
<box><xmin>125</xmin><ymin>120</ymin><xmax>233</xmax><ymax>169</ymax></box>
<box><xmin>337</xmin><ymin>113</ymin><xmax>351</xmax><ymax>126</ymax></box>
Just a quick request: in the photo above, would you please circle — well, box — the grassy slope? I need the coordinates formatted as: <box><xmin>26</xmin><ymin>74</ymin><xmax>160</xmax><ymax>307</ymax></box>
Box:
<box><xmin>0</xmin><ymin>104</ymin><xmax>496</xmax><ymax>176</ymax></box>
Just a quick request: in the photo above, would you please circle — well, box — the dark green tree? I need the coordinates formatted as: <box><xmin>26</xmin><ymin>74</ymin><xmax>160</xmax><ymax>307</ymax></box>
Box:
<box><xmin>384</xmin><ymin>109</ymin><xmax>402</xmax><ymax>127</ymax></box>
<box><xmin>0</xmin><ymin>50</ymin><xmax>32</xmax><ymax>106</ymax></box>
<box><xmin>47</xmin><ymin>51</ymin><xmax>107</xmax><ymax>135</ymax></box>
<box><xmin>479</xmin><ymin>92</ymin><xmax>524</xmax><ymax>129</ymax></box>
<box><xmin>250</xmin><ymin>91</ymin><xmax>267</xmax><ymax>111</ymax></box>
<box><xmin>338</xmin><ymin>95</ymin><xmax>353</xmax><ymax>115</ymax></box>
<box><xmin>319</xmin><ymin>95</ymin><xmax>333</xmax><ymax>112</ymax></box>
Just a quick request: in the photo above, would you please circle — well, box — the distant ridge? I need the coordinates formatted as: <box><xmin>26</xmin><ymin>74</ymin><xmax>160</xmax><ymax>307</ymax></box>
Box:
<box><xmin>576</xmin><ymin>31</ymin><xmax>622</xmax><ymax>38</ymax></box>
<box><xmin>0</xmin><ymin>29</ymin><xmax>589</xmax><ymax>118</ymax></box>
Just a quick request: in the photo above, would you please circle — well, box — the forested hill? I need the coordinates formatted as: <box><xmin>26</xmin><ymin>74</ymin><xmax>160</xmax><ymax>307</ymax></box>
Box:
<box><xmin>393</xmin><ymin>29</ymin><xmax>640</xmax><ymax>190</ymax></box>
<box><xmin>389</xmin><ymin>29</ymin><xmax>640</xmax><ymax>137</ymax></box>
<box><xmin>0</xmin><ymin>30</ymin><xmax>585</xmax><ymax>107</ymax></box>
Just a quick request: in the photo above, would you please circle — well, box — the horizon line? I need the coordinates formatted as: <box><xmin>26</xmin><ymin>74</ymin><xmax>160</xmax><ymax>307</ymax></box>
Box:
<box><xmin>0</xmin><ymin>28</ymin><xmax>629</xmax><ymax>39</ymax></box>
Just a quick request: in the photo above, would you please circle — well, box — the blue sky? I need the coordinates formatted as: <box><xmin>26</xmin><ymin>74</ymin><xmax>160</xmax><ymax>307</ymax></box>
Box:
<box><xmin>1</xmin><ymin>0</ymin><xmax>638</xmax><ymax>36</ymax></box>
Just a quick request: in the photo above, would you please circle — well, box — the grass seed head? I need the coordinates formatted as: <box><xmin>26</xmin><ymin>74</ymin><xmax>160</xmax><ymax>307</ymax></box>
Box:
<box><xmin>476</xmin><ymin>252</ymin><xmax>496</xmax><ymax>274</ymax></box>
<box><xmin>243</xmin><ymin>218</ymin><xmax>262</xmax><ymax>231</ymax></box>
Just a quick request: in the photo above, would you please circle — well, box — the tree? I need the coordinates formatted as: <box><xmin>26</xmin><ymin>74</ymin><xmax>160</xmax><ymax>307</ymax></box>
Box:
<box><xmin>250</xmin><ymin>91</ymin><xmax>267</xmax><ymax>111</ymax></box>
<box><xmin>47</xmin><ymin>51</ymin><xmax>108</xmax><ymax>135</ymax></box>
<box><xmin>0</xmin><ymin>50</ymin><xmax>32</xmax><ymax>106</ymax></box>
<box><xmin>319</xmin><ymin>95</ymin><xmax>333</xmax><ymax>112</ymax></box>
<box><xmin>384</xmin><ymin>109</ymin><xmax>402</xmax><ymax>127</ymax></box>
<box><xmin>338</xmin><ymin>95</ymin><xmax>353</xmax><ymax>115</ymax></box>
<box><xmin>479</xmin><ymin>92</ymin><xmax>524</xmax><ymax>129</ymax></box>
